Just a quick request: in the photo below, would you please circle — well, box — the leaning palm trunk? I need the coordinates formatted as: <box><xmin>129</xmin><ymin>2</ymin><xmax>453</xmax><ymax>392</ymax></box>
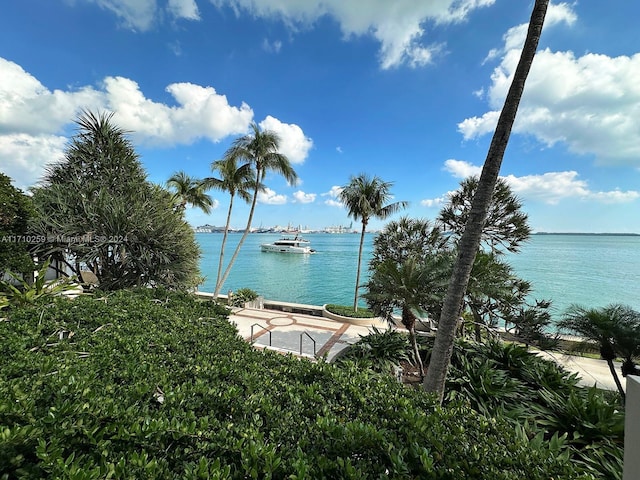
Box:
<box><xmin>353</xmin><ymin>221</ymin><xmax>367</xmax><ymax>311</ymax></box>
<box><xmin>423</xmin><ymin>0</ymin><xmax>549</xmax><ymax>402</ymax></box>
<box><xmin>214</xmin><ymin>177</ymin><xmax>260</xmax><ymax>297</ymax></box>
<box><xmin>215</xmin><ymin>194</ymin><xmax>235</xmax><ymax>295</ymax></box>
<box><xmin>607</xmin><ymin>359</ymin><xmax>626</xmax><ymax>403</ymax></box>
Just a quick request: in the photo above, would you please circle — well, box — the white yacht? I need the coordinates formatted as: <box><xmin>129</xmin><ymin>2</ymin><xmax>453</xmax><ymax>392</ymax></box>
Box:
<box><xmin>260</xmin><ymin>235</ymin><xmax>315</xmax><ymax>254</ymax></box>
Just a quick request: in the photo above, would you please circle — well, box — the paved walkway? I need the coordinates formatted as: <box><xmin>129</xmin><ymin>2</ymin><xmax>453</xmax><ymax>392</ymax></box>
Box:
<box><xmin>228</xmin><ymin>306</ymin><xmax>386</xmax><ymax>361</ymax></box>
<box><xmin>228</xmin><ymin>307</ymin><xmax>625</xmax><ymax>392</ymax></box>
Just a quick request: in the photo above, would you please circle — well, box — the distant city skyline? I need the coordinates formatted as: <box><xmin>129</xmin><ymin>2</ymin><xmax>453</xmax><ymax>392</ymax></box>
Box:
<box><xmin>1</xmin><ymin>1</ymin><xmax>639</xmax><ymax>233</ymax></box>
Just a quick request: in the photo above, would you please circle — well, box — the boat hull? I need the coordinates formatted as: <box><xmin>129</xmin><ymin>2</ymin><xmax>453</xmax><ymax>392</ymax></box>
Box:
<box><xmin>260</xmin><ymin>244</ymin><xmax>315</xmax><ymax>254</ymax></box>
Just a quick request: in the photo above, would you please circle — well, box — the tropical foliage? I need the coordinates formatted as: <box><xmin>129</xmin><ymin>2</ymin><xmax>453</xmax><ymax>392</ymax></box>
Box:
<box><xmin>339</xmin><ymin>174</ymin><xmax>407</xmax><ymax>311</ymax></box>
<box><xmin>364</xmin><ymin>257</ymin><xmax>449</xmax><ymax>376</ymax></box>
<box><xmin>228</xmin><ymin>287</ymin><xmax>259</xmax><ymax>307</ymax></box>
<box><xmin>324</xmin><ymin>303</ymin><xmax>376</xmax><ymax>318</ymax></box>
<box><xmin>166</xmin><ymin>170</ymin><xmax>215</xmax><ymax>214</ymax></box>
<box><xmin>28</xmin><ymin>111</ymin><xmax>201</xmax><ymax>291</ymax></box>
<box><xmin>341</xmin><ymin>331</ymin><xmax>623</xmax><ymax>479</ymax></box>
<box><xmin>464</xmin><ymin>251</ymin><xmax>531</xmax><ymax>341</ymax></box>
<box><xmin>444</xmin><ymin>339</ymin><xmax>624</xmax><ymax>479</ymax></box>
<box><xmin>438</xmin><ymin>177</ymin><xmax>531</xmax><ymax>254</ymax></box>
<box><xmin>0</xmin><ymin>173</ymin><xmax>35</xmax><ymax>276</ymax></box>
<box><xmin>0</xmin><ymin>258</ymin><xmax>79</xmax><ymax>308</ymax></box>
<box><xmin>368</xmin><ymin>217</ymin><xmax>448</xmax><ymax>269</ymax></box>
<box><xmin>504</xmin><ymin>298</ymin><xmax>559</xmax><ymax>349</ymax></box>
<box><xmin>558</xmin><ymin>303</ymin><xmax>640</xmax><ymax>401</ymax></box>
<box><xmin>332</xmin><ymin>327</ymin><xmax>410</xmax><ymax>375</ymax></box>
<box><xmin>1</xmin><ymin>289</ymin><xmax>593</xmax><ymax>479</ymax></box>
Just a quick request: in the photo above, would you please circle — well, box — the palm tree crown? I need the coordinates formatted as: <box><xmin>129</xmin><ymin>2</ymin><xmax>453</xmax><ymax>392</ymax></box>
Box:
<box><xmin>559</xmin><ymin>303</ymin><xmax>640</xmax><ymax>402</ymax></box>
<box><xmin>339</xmin><ymin>173</ymin><xmax>408</xmax><ymax>310</ymax></box>
<box><xmin>227</xmin><ymin>123</ymin><xmax>298</xmax><ymax>185</ymax></box>
<box><xmin>167</xmin><ymin>171</ymin><xmax>214</xmax><ymax>214</ymax></box>
<box><xmin>340</xmin><ymin>174</ymin><xmax>406</xmax><ymax>230</ymax></box>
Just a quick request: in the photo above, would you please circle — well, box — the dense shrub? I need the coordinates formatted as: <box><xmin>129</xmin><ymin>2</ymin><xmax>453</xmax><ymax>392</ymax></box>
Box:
<box><xmin>338</xmin><ymin>332</ymin><xmax>623</xmax><ymax>479</ymax></box>
<box><xmin>29</xmin><ymin>112</ymin><xmax>201</xmax><ymax>291</ymax></box>
<box><xmin>444</xmin><ymin>339</ymin><xmax>624</xmax><ymax>479</ymax></box>
<box><xmin>1</xmin><ymin>289</ymin><xmax>592</xmax><ymax>478</ymax></box>
<box><xmin>331</xmin><ymin>327</ymin><xmax>410</xmax><ymax>374</ymax></box>
<box><xmin>0</xmin><ymin>173</ymin><xmax>35</xmax><ymax>276</ymax></box>
<box><xmin>229</xmin><ymin>287</ymin><xmax>258</xmax><ymax>307</ymax></box>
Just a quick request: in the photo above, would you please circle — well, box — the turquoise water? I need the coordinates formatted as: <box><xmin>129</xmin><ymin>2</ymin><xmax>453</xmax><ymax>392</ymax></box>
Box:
<box><xmin>196</xmin><ymin>233</ymin><xmax>640</xmax><ymax>318</ymax></box>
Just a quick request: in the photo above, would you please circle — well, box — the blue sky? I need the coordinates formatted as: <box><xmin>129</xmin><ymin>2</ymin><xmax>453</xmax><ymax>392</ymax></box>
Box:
<box><xmin>1</xmin><ymin>1</ymin><xmax>639</xmax><ymax>233</ymax></box>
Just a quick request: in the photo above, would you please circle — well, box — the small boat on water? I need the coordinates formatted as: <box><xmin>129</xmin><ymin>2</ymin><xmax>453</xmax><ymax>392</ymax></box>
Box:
<box><xmin>260</xmin><ymin>235</ymin><xmax>316</xmax><ymax>254</ymax></box>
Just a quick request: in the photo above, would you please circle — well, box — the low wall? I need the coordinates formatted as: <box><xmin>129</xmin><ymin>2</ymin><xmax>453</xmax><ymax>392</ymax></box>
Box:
<box><xmin>194</xmin><ymin>291</ymin><xmax>324</xmax><ymax>316</ymax></box>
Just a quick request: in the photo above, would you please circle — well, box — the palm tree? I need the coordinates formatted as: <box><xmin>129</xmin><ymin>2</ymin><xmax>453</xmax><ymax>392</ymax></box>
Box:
<box><xmin>214</xmin><ymin>123</ymin><xmax>298</xmax><ymax>297</ymax></box>
<box><xmin>423</xmin><ymin>0</ymin><xmax>549</xmax><ymax>401</ymax></box>
<box><xmin>614</xmin><ymin>308</ymin><xmax>640</xmax><ymax>378</ymax></box>
<box><xmin>166</xmin><ymin>171</ymin><xmax>214</xmax><ymax>214</ymax></box>
<box><xmin>364</xmin><ymin>255</ymin><xmax>451</xmax><ymax>377</ymax></box>
<box><xmin>339</xmin><ymin>174</ymin><xmax>407</xmax><ymax>311</ymax></box>
<box><xmin>203</xmin><ymin>157</ymin><xmax>256</xmax><ymax>296</ymax></box>
<box><xmin>559</xmin><ymin>304</ymin><xmax>640</xmax><ymax>401</ymax></box>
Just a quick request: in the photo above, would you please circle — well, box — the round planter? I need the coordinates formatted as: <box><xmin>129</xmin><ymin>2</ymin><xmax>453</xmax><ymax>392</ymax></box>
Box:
<box><xmin>321</xmin><ymin>304</ymin><xmax>387</xmax><ymax>327</ymax></box>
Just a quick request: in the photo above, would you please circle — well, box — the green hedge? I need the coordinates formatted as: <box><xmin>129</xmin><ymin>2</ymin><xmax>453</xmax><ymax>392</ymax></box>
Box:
<box><xmin>325</xmin><ymin>304</ymin><xmax>376</xmax><ymax>319</ymax></box>
<box><xmin>1</xmin><ymin>289</ymin><xmax>591</xmax><ymax>479</ymax></box>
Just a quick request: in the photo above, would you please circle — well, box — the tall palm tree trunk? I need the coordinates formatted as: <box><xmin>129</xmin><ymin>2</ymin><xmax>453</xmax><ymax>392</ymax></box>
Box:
<box><xmin>607</xmin><ymin>359</ymin><xmax>626</xmax><ymax>403</ymax></box>
<box><xmin>215</xmin><ymin>194</ymin><xmax>235</xmax><ymax>295</ymax></box>
<box><xmin>423</xmin><ymin>0</ymin><xmax>549</xmax><ymax>402</ymax></box>
<box><xmin>214</xmin><ymin>175</ymin><xmax>261</xmax><ymax>297</ymax></box>
<box><xmin>353</xmin><ymin>221</ymin><xmax>367</xmax><ymax>311</ymax></box>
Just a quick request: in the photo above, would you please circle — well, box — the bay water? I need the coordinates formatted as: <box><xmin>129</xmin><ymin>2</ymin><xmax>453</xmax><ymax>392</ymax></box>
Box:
<box><xmin>197</xmin><ymin>233</ymin><xmax>640</xmax><ymax>321</ymax></box>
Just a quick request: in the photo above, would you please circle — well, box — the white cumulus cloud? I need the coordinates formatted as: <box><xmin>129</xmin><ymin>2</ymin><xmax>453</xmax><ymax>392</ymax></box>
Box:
<box><xmin>84</xmin><ymin>0</ymin><xmax>158</xmax><ymax>30</ymax></box>
<box><xmin>292</xmin><ymin>190</ymin><xmax>316</xmax><ymax>203</ymax></box>
<box><xmin>322</xmin><ymin>185</ymin><xmax>343</xmax><ymax>207</ymax></box>
<box><xmin>443</xmin><ymin>158</ymin><xmax>482</xmax><ymax>178</ymax></box>
<box><xmin>81</xmin><ymin>0</ymin><xmax>199</xmax><ymax>31</ymax></box>
<box><xmin>210</xmin><ymin>0</ymin><xmax>496</xmax><ymax>69</ymax></box>
<box><xmin>105</xmin><ymin>77</ymin><xmax>254</xmax><ymax>145</ymax></box>
<box><xmin>425</xmin><ymin>160</ymin><xmax>640</xmax><ymax>207</ymax></box>
<box><xmin>0</xmin><ymin>58</ymin><xmax>104</xmax><ymax>135</ymax></box>
<box><xmin>460</xmin><ymin>3</ymin><xmax>640</xmax><ymax>166</ymax></box>
<box><xmin>0</xmin><ymin>57</ymin><xmax>310</xmax><ymax>188</ymax></box>
<box><xmin>167</xmin><ymin>0</ymin><xmax>200</xmax><ymax>21</ymax></box>
<box><xmin>257</xmin><ymin>187</ymin><xmax>287</xmax><ymax>205</ymax></box>
<box><xmin>70</xmin><ymin>1</ymin><xmax>499</xmax><ymax>68</ymax></box>
<box><xmin>259</xmin><ymin>115</ymin><xmax>313</xmax><ymax>164</ymax></box>
<box><xmin>262</xmin><ymin>38</ymin><xmax>283</xmax><ymax>53</ymax></box>
<box><xmin>0</xmin><ymin>134</ymin><xmax>67</xmax><ymax>190</ymax></box>
<box><xmin>420</xmin><ymin>196</ymin><xmax>448</xmax><ymax>208</ymax></box>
